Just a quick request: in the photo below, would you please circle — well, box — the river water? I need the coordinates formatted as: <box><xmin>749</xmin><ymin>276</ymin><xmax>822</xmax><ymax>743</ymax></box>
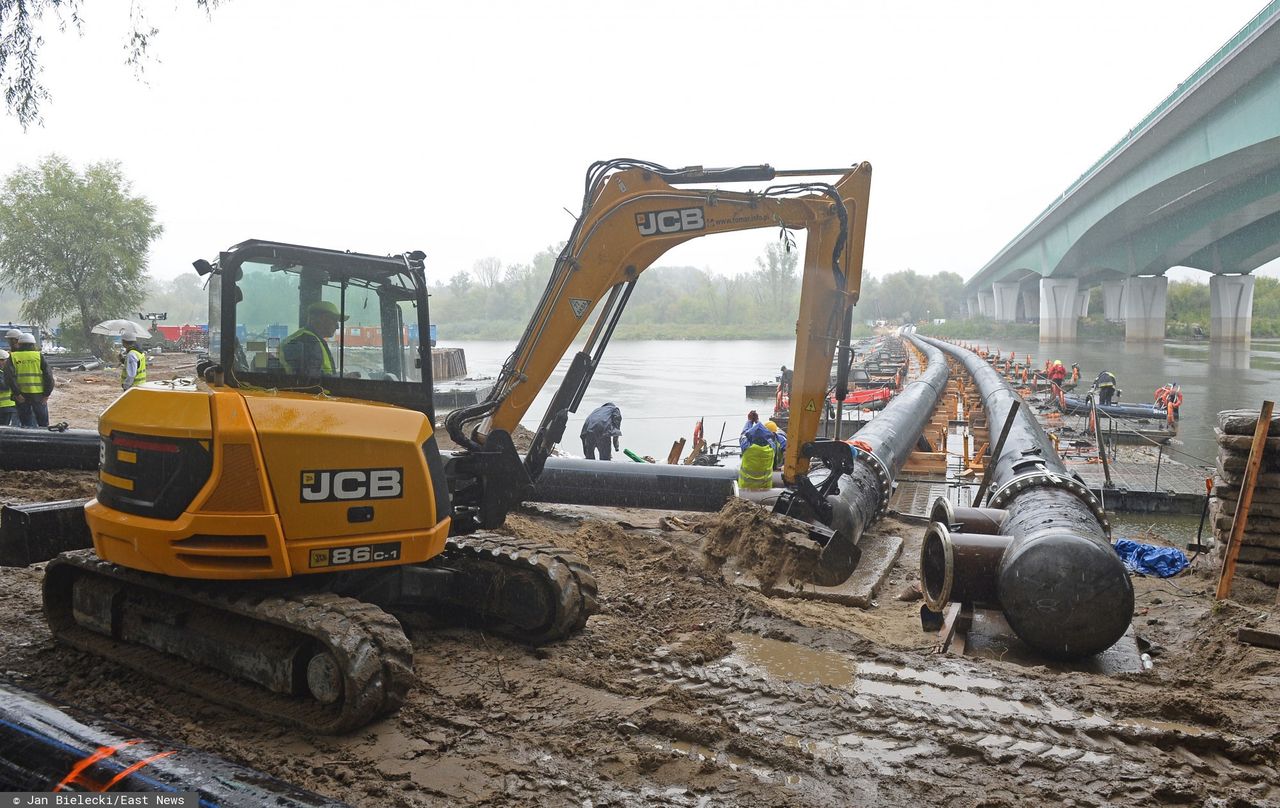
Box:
<box><xmin>445</xmin><ymin>337</ymin><xmax>1280</xmax><ymax>468</ymax></box>
<box><xmin>443</xmin><ymin>339</ymin><xmax>800</xmax><ymax>460</ymax></box>
<box><xmin>959</xmin><ymin>336</ymin><xmax>1280</xmax><ymax>471</ymax></box>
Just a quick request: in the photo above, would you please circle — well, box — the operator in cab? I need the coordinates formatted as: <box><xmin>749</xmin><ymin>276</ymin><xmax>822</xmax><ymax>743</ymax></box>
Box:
<box><xmin>280</xmin><ymin>301</ymin><xmax>346</xmax><ymax>377</ymax></box>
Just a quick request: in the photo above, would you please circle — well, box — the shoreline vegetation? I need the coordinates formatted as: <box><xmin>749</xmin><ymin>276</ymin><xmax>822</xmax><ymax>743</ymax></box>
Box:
<box><xmin>7</xmin><ymin>238</ymin><xmax>1277</xmax><ymax>344</ymax></box>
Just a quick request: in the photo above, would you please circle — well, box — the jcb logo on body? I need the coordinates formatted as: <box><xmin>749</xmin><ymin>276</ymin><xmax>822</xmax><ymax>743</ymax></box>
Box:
<box><xmin>309</xmin><ymin>542</ymin><xmax>402</xmax><ymax>568</ymax></box>
<box><xmin>636</xmin><ymin>207</ymin><xmax>704</xmax><ymax>236</ymax></box>
<box><xmin>300</xmin><ymin>467</ymin><xmax>403</xmax><ymax>502</ymax></box>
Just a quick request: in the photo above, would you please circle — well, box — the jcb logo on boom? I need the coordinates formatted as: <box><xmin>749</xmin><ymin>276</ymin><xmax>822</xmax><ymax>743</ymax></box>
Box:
<box><xmin>300</xmin><ymin>467</ymin><xmax>403</xmax><ymax>502</ymax></box>
<box><xmin>636</xmin><ymin>207</ymin><xmax>704</xmax><ymax>236</ymax></box>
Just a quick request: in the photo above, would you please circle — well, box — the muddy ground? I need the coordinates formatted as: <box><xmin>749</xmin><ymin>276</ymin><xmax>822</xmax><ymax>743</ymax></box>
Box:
<box><xmin>1</xmin><ymin>359</ymin><xmax>1278</xmax><ymax>806</ymax></box>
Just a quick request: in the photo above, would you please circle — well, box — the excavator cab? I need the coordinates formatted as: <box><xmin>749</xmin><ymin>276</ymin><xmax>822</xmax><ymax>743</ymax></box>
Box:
<box><xmin>204</xmin><ymin>239</ymin><xmax>434</xmax><ymax>415</ymax></box>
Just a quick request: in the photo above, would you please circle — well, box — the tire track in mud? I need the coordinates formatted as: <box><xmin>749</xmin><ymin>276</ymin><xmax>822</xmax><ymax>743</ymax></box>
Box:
<box><xmin>631</xmin><ymin>656</ymin><xmax>1279</xmax><ymax>803</ymax></box>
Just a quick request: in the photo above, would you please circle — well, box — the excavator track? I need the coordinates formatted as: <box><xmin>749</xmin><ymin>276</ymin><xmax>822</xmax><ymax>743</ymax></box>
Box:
<box><xmin>43</xmin><ymin>550</ymin><xmax>413</xmax><ymax>735</ymax></box>
<box><xmin>430</xmin><ymin>533</ymin><xmax>599</xmax><ymax>644</ymax></box>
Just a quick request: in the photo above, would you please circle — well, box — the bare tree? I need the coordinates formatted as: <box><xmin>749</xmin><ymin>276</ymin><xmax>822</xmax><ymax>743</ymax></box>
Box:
<box><xmin>472</xmin><ymin>256</ymin><xmax>502</xmax><ymax>289</ymax></box>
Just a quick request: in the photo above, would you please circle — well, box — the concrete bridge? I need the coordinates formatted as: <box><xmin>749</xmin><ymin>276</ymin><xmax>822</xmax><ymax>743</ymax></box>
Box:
<box><xmin>964</xmin><ymin>0</ymin><xmax>1280</xmax><ymax>342</ymax></box>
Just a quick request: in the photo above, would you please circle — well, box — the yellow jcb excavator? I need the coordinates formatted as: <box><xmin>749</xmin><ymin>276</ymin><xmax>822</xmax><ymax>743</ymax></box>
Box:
<box><xmin>43</xmin><ymin>158</ymin><xmax>871</xmax><ymax>733</ymax></box>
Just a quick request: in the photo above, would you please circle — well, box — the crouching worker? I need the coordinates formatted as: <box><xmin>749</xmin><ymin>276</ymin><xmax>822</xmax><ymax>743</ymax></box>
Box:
<box><xmin>738</xmin><ymin>422</ymin><xmax>776</xmax><ymax>490</ymax></box>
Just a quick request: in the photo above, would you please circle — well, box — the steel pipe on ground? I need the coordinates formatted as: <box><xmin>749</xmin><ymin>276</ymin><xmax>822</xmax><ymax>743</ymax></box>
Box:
<box><xmin>918</xmin><ymin>336</ymin><xmax>1133</xmax><ymax>660</ymax></box>
<box><xmin>0</xmin><ymin>426</ymin><xmax>100</xmax><ymax>471</ymax></box>
<box><xmin>529</xmin><ymin>456</ymin><xmax>738</xmax><ymax>511</ymax></box>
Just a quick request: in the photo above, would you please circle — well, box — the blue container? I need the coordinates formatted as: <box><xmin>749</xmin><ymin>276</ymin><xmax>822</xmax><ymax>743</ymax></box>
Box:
<box><xmin>235</xmin><ymin>324</ymin><xmax>247</xmax><ymax>341</ymax></box>
<box><xmin>266</xmin><ymin>324</ymin><xmax>288</xmax><ymax>340</ymax></box>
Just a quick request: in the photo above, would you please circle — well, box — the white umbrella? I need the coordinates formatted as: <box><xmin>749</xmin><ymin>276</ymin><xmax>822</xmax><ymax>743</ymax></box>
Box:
<box><xmin>91</xmin><ymin>319</ymin><xmax>152</xmax><ymax>340</ymax></box>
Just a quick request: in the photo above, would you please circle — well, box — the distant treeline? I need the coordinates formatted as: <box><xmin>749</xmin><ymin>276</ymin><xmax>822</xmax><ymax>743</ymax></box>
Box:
<box><xmin>427</xmin><ymin>242</ymin><xmax>971</xmax><ymax>340</ymax></box>
<box><xmin>18</xmin><ymin>247</ymin><xmax>1268</xmax><ymax>343</ymax></box>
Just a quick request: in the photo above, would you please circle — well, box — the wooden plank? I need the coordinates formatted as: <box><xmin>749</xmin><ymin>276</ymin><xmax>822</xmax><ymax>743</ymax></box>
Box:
<box><xmin>1237</xmin><ymin>627</ymin><xmax>1280</xmax><ymax>651</ymax></box>
<box><xmin>1217</xmin><ymin>400</ymin><xmax>1276</xmax><ymax>600</ymax></box>
<box><xmin>932</xmin><ymin>602</ymin><xmax>963</xmax><ymax>654</ymax></box>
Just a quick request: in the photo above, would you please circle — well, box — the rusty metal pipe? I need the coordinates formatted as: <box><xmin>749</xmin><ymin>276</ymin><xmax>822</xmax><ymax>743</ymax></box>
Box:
<box><xmin>928</xmin><ymin>497</ymin><xmax>1007</xmax><ymax>535</ymax></box>
<box><xmin>918</xmin><ymin>336</ymin><xmax>1134</xmax><ymax>660</ymax></box>
<box><xmin>920</xmin><ymin>522</ymin><xmax>1011</xmax><ymax>609</ymax></box>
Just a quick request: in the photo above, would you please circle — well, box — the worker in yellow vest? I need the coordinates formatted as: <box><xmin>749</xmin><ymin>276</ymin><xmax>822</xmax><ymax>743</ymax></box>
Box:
<box><xmin>737</xmin><ymin>422</ymin><xmax>777</xmax><ymax>490</ymax></box>
<box><xmin>3</xmin><ymin>332</ymin><xmax>53</xmax><ymax>428</ymax></box>
<box><xmin>0</xmin><ymin>349</ymin><xmax>15</xmax><ymax>426</ymax></box>
<box><xmin>280</xmin><ymin>301</ymin><xmax>345</xmax><ymax>377</ymax></box>
<box><xmin>121</xmin><ymin>332</ymin><xmax>149</xmax><ymax>390</ymax></box>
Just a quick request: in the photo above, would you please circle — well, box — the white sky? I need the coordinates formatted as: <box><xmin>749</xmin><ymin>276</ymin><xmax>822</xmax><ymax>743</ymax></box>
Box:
<box><xmin>1</xmin><ymin>0</ymin><xmax>1276</xmax><ymax>285</ymax></box>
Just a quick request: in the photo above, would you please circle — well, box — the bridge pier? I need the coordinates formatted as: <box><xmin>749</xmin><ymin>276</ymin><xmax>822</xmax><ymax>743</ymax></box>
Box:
<box><xmin>1102</xmin><ymin>281</ymin><xmax>1126</xmax><ymax>322</ymax></box>
<box><xmin>1210</xmin><ymin>274</ymin><xmax>1255</xmax><ymax>342</ymax></box>
<box><xmin>979</xmin><ymin>290</ymin><xmax>996</xmax><ymax>317</ymax></box>
<box><xmin>1076</xmin><ymin>288</ymin><xmax>1091</xmax><ymax>318</ymax></box>
<box><xmin>992</xmin><ymin>282</ymin><xmax>1021</xmax><ymax>321</ymax></box>
<box><xmin>1039</xmin><ymin>277</ymin><xmax>1080</xmax><ymax>341</ymax></box>
<box><xmin>1020</xmin><ymin>286</ymin><xmax>1040</xmax><ymax>322</ymax></box>
<box><xmin>1123</xmin><ymin>275</ymin><xmax>1167</xmax><ymax>341</ymax></box>
<box><xmin>967</xmin><ymin>295</ymin><xmax>980</xmax><ymax>318</ymax></box>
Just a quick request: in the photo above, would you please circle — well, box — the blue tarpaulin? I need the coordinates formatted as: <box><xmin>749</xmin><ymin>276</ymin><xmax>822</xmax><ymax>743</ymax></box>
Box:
<box><xmin>1113</xmin><ymin>539</ymin><xmax>1189</xmax><ymax>578</ymax></box>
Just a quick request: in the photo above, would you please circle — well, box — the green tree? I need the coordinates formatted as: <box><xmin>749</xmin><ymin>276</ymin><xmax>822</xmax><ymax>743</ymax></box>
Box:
<box><xmin>1</xmin><ymin>0</ymin><xmax>221</xmax><ymax>128</ymax></box>
<box><xmin>0</xmin><ymin>155</ymin><xmax>162</xmax><ymax>351</ymax></box>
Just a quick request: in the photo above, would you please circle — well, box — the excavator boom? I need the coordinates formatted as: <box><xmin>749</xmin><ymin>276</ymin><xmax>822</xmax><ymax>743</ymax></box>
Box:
<box><xmin>447</xmin><ymin>159</ymin><xmax>871</xmax><ymax>496</ymax></box>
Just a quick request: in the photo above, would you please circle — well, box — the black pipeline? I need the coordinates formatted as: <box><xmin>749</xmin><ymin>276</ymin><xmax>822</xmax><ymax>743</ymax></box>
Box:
<box><xmin>781</xmin><ymin>331</ymin><xmax>951</xmax><ymax>585</ymax></box>
<box><xmin>0</xmin><ymin>426</ymin><xmax>100</xmax><ymax>471</ymax></box>
<box><xmin>917</xmin><ymin>336</ymin><xmax>1133</xmax><ymax>660</ymax></box>
<box><xmin>0</xmin><ymin>678</ymin><xmax>351</xmax><ymax>804</ymax></box>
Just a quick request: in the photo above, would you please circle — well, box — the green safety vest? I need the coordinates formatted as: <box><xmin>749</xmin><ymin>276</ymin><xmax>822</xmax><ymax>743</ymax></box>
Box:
<box><xmin>0</xmin><ymin>375</ymin><xmax>12</xmax><ymax>408</ymax></box>
<box><xmin>121</xmin><ymin>348</ymin><xmax>148</xmax><ymax>387</ymax></box>
<box><xmin>10</xmin><ymin>350</ymin><xmax>45</xmax><ymax>394</ymax></box>
<box><xmin>279</xmin><ymin>327</ymin><xmax>334</xmax><ymax>374</ymax></box>
<box><xmin>738</xmin><ymin>442</ymin><xmax>776</xmax><ymax>490</ymax></box>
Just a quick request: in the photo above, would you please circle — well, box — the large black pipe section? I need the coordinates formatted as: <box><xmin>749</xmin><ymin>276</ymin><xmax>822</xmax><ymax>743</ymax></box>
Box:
<box><xmin>798</xmin><ymin>330</ymin><xmax>951</xmax><ymax>585</ymax></box>
<box><xmin>918</xmin><ymin>336</ymin><xmax>1133</xmax><ymax>659</ymax></box>
<box><xmin>0</xmin><ymin>678</ymin><xmax>351</xmax><ymax>804</ymax></box>
<box><xmin>528</xmin><ymin>456</ymin><xmax>737</xmax><ymax>512</ymax></box>
<box><xmin>0</xmin><ymin>426</ymin><xmax>100</xmax><ymax>470</ymax></box>
<box><xmin>443</xmin><ymin>452</ymin><xmax>739</xmax><ymax>512</ymax></box>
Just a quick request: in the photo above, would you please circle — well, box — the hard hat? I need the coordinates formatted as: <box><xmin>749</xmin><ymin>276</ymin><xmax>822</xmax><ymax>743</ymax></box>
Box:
<box><xmin>4</xmin><ymin>329</ymin><xmax>21</xmax><ymax>340</ymax></box>
<box><xmin>764</xmin><ymin>421</ymin><xmax>780</xmax><ymax>433</ymax></box>
<box><xmin>1054</xmin><ymin>360</ymin><xmax>1063</xmax><ymax>366</ymax></box>
<box><xmin>307</xmin><ymin>300</ymin><xmax>348</xmax><ymax>321</ymax></box>
<box><xmin>0</xmin><ymin>349</ymin><xmax>8</xmax><ymax>361</ymax></box>
<box><xmin>17</xmin><ymin>333</ymin><xmax>35</xmax><ymax>345</ymax></box>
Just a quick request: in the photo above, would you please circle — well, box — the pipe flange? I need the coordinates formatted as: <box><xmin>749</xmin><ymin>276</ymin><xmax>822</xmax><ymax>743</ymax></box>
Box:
<box><xmin>988</xmin><ymin>470</ymin><xmax>1110</xmax><ymax>536</ymax></box>
<box><xmin>855</xmin><ymin>449</ymin><xmax>893</xmax><ymax>520</ymax></box>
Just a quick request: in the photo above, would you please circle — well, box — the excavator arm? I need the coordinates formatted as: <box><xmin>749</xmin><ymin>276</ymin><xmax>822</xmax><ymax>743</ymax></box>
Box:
<box><xmin>445</xmin><ymin>158</ymin><xmax>871</xmax><ymax>528</ymax></box>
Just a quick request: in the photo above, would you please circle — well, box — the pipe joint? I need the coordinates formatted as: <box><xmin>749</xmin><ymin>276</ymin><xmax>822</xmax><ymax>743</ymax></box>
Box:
<box><xmin>987</xmin><ymin>470</ymin><xmax>1109</xmax><ymax>536</ymax></box>
<box><xmin>852</xmin><ymin>448</ymin><xmax>893</xmax><ymax>521</ymax></box>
